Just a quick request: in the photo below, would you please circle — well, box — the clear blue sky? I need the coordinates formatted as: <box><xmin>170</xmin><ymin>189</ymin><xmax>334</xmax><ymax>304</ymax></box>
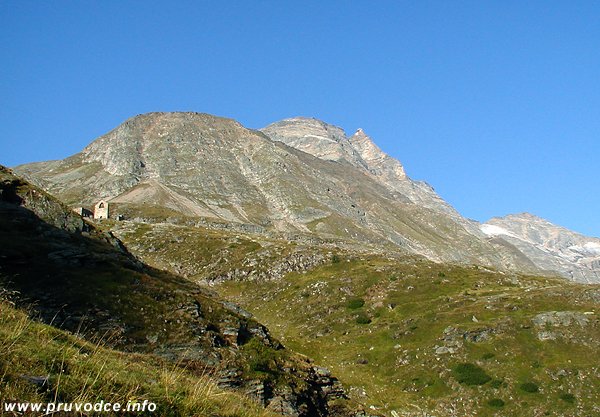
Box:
<box><xmin>1</xmin><ymin>1</ymin><xmax>599</xmax><ymax>237</ymax></box>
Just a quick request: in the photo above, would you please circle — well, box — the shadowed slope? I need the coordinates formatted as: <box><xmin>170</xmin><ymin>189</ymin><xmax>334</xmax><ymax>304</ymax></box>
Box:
<box><xmin>0</xmin><ymin>165</ymin><xmax>362</xmax><ymax>416</ymax></box>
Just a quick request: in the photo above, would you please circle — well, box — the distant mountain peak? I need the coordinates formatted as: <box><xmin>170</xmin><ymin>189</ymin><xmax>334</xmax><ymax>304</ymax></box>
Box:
<box><xmin>503</xmin><ymin>212</ymin><xmax>545</xmax><ymax>221</ymax></box>
<box><xmin>482</xmin><ymin>214</ymin><xmax>600</xmax><ymax>283</ymax></box>
<box><xmin>492</xmin><ymin>213</ymin><xmax>574</xmax><ymax>231</ymax></box>
<box><xmin>347</xmin><ymin>128</ymin><xmax>381</xmax><ymax>154</ymax></box>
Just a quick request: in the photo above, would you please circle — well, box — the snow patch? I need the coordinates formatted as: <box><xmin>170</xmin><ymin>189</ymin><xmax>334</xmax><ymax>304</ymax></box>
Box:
<box><xmin>480</xmin><ymin>224</ymin><xmax>518</xmax><ymax>239</ymax></box>
<box><xmin>584</xmin><ymin>242</ymin><xmax>600</xmax><ymax>250</ymax></box>
<box><xmin>569</xmin><ymin>242</ymin><xmax>600</xmax><ymax>256</ymax></box>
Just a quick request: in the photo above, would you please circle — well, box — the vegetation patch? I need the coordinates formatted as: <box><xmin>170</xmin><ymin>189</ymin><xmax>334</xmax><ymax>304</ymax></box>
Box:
<box><xmin>519</xmin><ymin>381</ymin><xmax>540</xmax><ymax>393</ymax></box>
<box><xmin>489</xmin><ymin>379</ymin><xmax>505</xmax><ymax>389</ymax></box>
<box><xmin>346</xmin><ymin>297</ymin><xmax>365</xmax><ymax>309</ymax></box>
<box><xmin>559</xmin><ymin>393</ymin><xmax>575</xmax><ymax>404</ymax></box>
<box><xmin>487</xmin><ymin>398</ymin><xmax>505</xmax><ymax>408</ymax></box>
<box><xmin>452</xmin><ymin>363</ymin><xmax>492</xmax><ymax>386</ymax></box>
<box><xmin>241</xmin><ymin>337</ymin><xmax>283</xmax><ymax>380</ymax></box>
<box><xmin>355</xmin><ymin>312</ymin><xmax>372</xmax><ymax>325</ymax></box>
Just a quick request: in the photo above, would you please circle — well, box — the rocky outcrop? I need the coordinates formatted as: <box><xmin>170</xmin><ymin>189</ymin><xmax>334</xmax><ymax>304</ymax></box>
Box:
<box><xmin>531</xmin><ymin>311</ymin><xmax>595</xmax><ymax>344</ymax></box>
<box><xmin>208</xmin><ymin>251</ymin><xmax>328</xmax><ymax>283</ymax></box>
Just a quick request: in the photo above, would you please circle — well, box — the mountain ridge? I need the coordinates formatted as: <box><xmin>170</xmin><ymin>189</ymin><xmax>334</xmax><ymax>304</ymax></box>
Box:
<box><xmin>13</xmin><ymin>111</ymin><xmax>599</xmax><ymax>283</ymax></box>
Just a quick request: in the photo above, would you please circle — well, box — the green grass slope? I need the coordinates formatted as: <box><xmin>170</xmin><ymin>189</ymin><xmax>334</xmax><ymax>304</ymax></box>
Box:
<box><xmin>216</xmin><ymin>256</ymin><xmax>600</xmax><ymax>416</ymax></box>
<box><xmin>105</xmin><ymin>218</ymin><xmax>599</xmax><ymax>416</ymax></box>
<box><xmin>0</xmin><ymin>297</ymin><xmax>274</xmax><ymax>417</ymax></box>
<box><xmin>8</xmin><ymin>162</ymin><xmax>598</xmax><ymax>416</ymax></box>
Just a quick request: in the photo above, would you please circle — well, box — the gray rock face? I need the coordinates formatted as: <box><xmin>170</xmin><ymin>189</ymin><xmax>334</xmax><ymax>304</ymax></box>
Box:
<box><xmin>261</xmin><ymin>118</ymin><xmax>456</xmax><ymax>216</ymax></box>
<box><xmin>532</xmin><ymin>311</ymin><xmax>590</xmax><ymax>327</ymax></box>
<box><xmin>262</xmin><ymin>118</ymin><xmax>493</xmax><ymax>238</ymax></box>
<box><xmin>14</xmin><ymin>112</ymin><xmax>595</xmax><ymax>281</ymax></box>
<box><xmin>260</xmin><ymin>117</ymin><xmax>365</xmax><ymax>167</ymax></box>
<box><xmin>481</xmin><ymin>213</ymin><xmax>600</xmax><ymax>283</ymax></box>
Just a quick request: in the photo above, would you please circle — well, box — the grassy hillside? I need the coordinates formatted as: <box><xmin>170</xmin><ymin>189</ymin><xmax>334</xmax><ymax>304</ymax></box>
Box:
<box><xmin>108</xmin><ymin>217</ymin><xmax>335</xmax><ymax>283</ymax></box>
<box><xmin>216</xmin><ymin>256</ymin><xmax>600</xmax><ymax>416</ymax></box>
<box><xmin>0</xmin><ymin>297</ymin><xmax>274</xmax><ymax>417</ymax></box>
<box><xmin>108</xmin><ymin>218</ymin><xmax>600</xmax><ymax>416</ymax></box>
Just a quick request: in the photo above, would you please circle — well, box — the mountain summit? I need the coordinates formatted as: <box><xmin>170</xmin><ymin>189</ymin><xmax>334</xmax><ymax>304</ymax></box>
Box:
<box><xmin>14</xmin><ymin>112</ymin><xmax>599</xmax><ymax>282</ymax></box>
<box><xmin>260</xmin><ymin>118</ymin><xmax>393</xmax><ymax>174</ymax></box>
<box><xmin>261</xmin><ymin>117</ymin><xmax>463</xmax><ymax>219</ymax></box>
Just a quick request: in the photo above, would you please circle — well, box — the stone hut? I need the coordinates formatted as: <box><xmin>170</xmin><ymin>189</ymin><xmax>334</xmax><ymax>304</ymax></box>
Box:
<box><xmin>94</xmin><ymin>200</ymin><xmax>109</xmax><ymax>220</ymax></box>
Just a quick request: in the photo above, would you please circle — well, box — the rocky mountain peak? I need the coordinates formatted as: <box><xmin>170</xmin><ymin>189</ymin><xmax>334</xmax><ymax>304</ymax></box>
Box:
<box><xmin>501</xmin><ymin>212</ymin><xmax>546</xmax><ymax>221</ymax></box>
<box><xmin>261</xmin><ymin>117</ymin><xmax>348</xmax><ymax>143</ymax></box>
<box><xmin>262</xmin><ymin>118</ymin><xmax>408</xmax><ymax>182</ymax></box>
<box><xmin>347</xmin><ymin>127</ymin><xmax>405</xmax><ymax>178</ymax></box>
<box><xmin>348</xmin><ymin>128</ymin><xmax>374</xmax><ymax>149</ymax></box>
<box><xmin>259</xmin><ymin>117</ymin><xmax>354</xmax><ymax>164</ymax></box>
<box><xmin>81</xmin><ymin>112</ymin><xmax>251</xmax><ymax>177</ymax></box>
